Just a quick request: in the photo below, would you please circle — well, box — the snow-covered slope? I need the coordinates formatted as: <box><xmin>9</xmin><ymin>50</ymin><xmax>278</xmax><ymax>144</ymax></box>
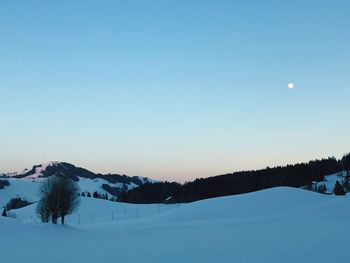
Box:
<box><xmin>0</xmin><ymin>178</ymin><xmax>41</xmax><ymax>207</ymax></box>
<box><xmin>6</xmin><ymin>161</ymin><xmax>60</xmax><ymax>179</ymax></box>
<box><xmin>0</xmin><ymin>177</ymin><xmax>137</xmax><ymax>207</ymax></box>
<box><xmin>310</xmin><ymin>170</ymin><xmax>349</xmax><ymax>193</ymax></box>
<box><xmin>0</xmin><ymin>162</ymin><xmax>156</xmax><ymax>205</ymax></box>
<box><xmin>12</xmin><ymin>196</ymin><xmax>179</xmax><ymax>225</ymax></box>
<box><xmin>1</xmin><ymin>187</ymin><xmax>349</xmax><ymax>263</ymax></box>
<box><xmin>4</xmin><ymin>161</ymin><xmax>153</xmax><ymax>185</ymax></box>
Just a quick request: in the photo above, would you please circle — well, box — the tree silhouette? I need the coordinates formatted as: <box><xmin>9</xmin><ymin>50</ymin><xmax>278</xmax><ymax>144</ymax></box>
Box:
<box><xmin>37</xmin><ymin>175</ymin><xmax>80</xmax><ymax>224</ymax></box>
<box><xmin>334</xmin><ymin>181</ymin><xmax>345</xmax><ymax>195</ymax></box>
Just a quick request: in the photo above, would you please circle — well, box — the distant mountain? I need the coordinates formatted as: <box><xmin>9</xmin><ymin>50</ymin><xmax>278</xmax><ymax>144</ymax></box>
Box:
<box><xmin>2</xmin><ymin>162</ymin><xmax>156</xmax><ymax>199</ymax></box>
<box><xmin>5</xmin><ymin>161</ymin><xmax>154</xmax><ymax>186</ymax></box>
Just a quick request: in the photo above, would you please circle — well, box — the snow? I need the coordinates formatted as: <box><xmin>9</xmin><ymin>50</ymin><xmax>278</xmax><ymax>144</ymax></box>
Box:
<box><xmin>0</xmin><ymin>178</ymin><xmax>42</xmax><ymax>207</ymax></box>
<box><xmin>2</xmin><ymin>163</ymin><xmax>150</xmax><ymax>198</ymax></box>
<box><xmin>77</xmin><ymin>177</ymin><xmax>117</xmax><ymax>197</ymax></box>
<box><xmin>311</xmin><ymin>171</ymin><xmax>349</xmax><ymax>193</ymax></box>
<box><xmin>5</xmin><ymin>161</ymin><xmax>59</xmax><ymax>178</ymax></box>
<box><xmin>1</xmin><ymin>187</ymin><xmax>349</xmax><ymax>263</ymax></box>
<box><xmin>12</xmin><ymin>196</ymin><xmax>179</xmax><ymax>226</ymax></box>
<box><xmin>0</xmin><ymin>176</ymin><xmax>141</xmax><ymax>207</ymax></box>
<box><xmin>27</xmin><ymin>161</ymin><xmax>60</xmax><ymax>179</ymax></box>
<box><xmin>137</xmin><ymin>175</ymin><xmax>157</xmax><ymax>184</ymax></box>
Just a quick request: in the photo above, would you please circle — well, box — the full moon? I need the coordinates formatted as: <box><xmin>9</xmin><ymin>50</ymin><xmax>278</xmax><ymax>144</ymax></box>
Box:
<box><xmin>288</xmin><ymin>82</ymin><xmax>295</xmax><ymax>89</ymax></box>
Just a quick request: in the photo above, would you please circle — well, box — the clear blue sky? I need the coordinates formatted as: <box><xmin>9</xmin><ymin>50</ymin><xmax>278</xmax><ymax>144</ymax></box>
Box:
<box><xmin>1</xmin><ymin>0</ymin><xmax>349</xmax><ymax>181</ymax></box>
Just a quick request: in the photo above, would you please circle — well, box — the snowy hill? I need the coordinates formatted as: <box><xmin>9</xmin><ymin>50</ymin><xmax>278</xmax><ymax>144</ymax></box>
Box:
<box><xmin>1</xmin><ymin>187</ymin><xmax>349</xmax><ymax>263</ymax></box>
<box><xmin>308</xmin><ymin>170</ymin><xmax>349</xmax><ymax>193</ymax></box>
<box><xmin>0</xmin><ymin>162</ymin><xmax>156</xmax><ymax>206</ymax></box>
<box><xmin>4</xmin><ymin>161</ymin><xmax>153</xmax><ymax>185</ymax></box>
<box><xmin>0</xmin><ymin>177</ymin><xmax>149</xmax><ymax>208</ymax></box>
<box><xmin>6</xmin><ymin>161</ymin><xmax>61</xmax><ymax>179</ymax></box>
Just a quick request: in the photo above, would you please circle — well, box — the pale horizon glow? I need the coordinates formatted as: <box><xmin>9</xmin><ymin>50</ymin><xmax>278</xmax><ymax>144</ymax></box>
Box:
<box><xmin>0</xmin><ymin>1</ymin><xmax>349</xmax><ymax>181</ymax></box>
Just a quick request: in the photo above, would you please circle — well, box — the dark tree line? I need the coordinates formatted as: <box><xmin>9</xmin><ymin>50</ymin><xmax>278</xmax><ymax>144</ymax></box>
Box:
<box><xmin>81</xmin><ymin>191</ymin><xmax>92</xmax><ymax>197</ymax></box>
<box><xmin>81</xmin><ymin>190</ymin><xmax>111</xmax><ymax>200</ymax></box>
<box><xmin>101</xmin><ymin>183</ymin><xmax>129</xmax><ymax>199</ymax></box>
<box><xmin>101</xmin><ymin>184</ymin><xmax>120</xmax><ymax>196</ymax></box>
<box><xmin>92</xmin><ymin>191</ymin><xmax>108</xmax><ymax>200</ymax></box>
<box><xmin>342</xmin><ymin>154</ymin><xmax>350</xmax><ymax>171</ymax></box>
<box><xmin>120</xmin><ymin>154</ymin><xmax>350</xmax><ymax>204</ymax></box>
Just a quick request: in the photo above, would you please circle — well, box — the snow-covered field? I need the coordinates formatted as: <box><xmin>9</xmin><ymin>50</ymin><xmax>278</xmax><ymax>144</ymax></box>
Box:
<box><xmin>0</xmin><ymin>177</ymin><xmax>125</xmax><ymax>208</ymax></box>
<box><xmin>1</xmin><ymin>187</ymin><xmax>349</xmax><ymax>263</ymax></box>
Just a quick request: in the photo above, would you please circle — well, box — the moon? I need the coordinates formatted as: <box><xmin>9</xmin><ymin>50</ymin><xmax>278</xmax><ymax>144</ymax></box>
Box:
<box><xmin>288</xmin><ymin>82</ymin><xmax>295</xmax><ymax>89</ymax></box>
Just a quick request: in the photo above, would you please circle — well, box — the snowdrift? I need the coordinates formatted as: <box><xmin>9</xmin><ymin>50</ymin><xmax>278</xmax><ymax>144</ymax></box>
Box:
<box><xmin>1</xmin><ymin>187</ymin><xmax>349</xmax><ymax>263</ymax></box>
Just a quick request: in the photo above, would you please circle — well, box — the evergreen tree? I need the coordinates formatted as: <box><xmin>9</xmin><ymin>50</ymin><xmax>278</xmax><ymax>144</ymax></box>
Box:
<box><xmin>342</xmin><ymin>175</ymin><xmax>350</xmax><ymax>193</ymax></box>
<box><xmin>334</xmin><ymin>181</ymin><xmax>346</xmax><ymax>195</ymax></box>
<box><xmin>317</xmin><ymin>184</ymin><xmax>327</xmax><ymax>194</ymax></box>
<box><xmin>342</xmin><ymin>153</ymin><xmax>350</xmax><ymax>171</ymax></box>
<box><xmin>5</xmin><ymin>197</ymin><xmax>31</xmax><ymax>210</ymax></box>
<box><xmin>2</xmin><ymin>209</ymin><xmax>7</xmax><ymax>217</ymax></box>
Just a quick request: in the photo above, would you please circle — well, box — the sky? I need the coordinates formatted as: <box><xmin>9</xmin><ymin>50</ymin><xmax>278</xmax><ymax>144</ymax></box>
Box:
<box><xmin>0</xmin><ymin>0</ymin><xmax>349</xmax><ymax>182</ymax></box>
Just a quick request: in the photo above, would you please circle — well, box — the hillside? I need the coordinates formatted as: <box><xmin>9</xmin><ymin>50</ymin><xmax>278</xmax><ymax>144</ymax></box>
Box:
<box><xmin>4</xmin><ymin>161</ymin><xmax>153</xmax><ymax>185</ymax></box>
<box><xmin>1</xmin><ymin>187</ymin><xmax>349</xmax><ymax>263</ymax></box>
<box><xmin>0</xmin><ymin>161</ymin><xmax>156</xmax><ymax>205</ymax></box>
<box><xmin>120</xmin><ymin>154</ymin><xmax>350</xmax><ymax>203</ymax></box>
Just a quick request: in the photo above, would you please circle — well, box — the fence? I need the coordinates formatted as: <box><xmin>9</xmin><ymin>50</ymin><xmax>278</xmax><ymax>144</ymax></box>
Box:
<box><xmin>11</xmin><ymin>203</ymin><xmax>182</xmax><ymax>226</ymax></box>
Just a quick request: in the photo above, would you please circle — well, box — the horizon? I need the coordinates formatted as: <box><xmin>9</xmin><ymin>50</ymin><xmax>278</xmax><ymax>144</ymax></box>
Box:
<box><xmin>2</xmin><ymin>151</ymin><xmax>348</xmax><ymax>183</ymax></box>
<box><xmin>1</xmin><ymin>0</ymin><xmax>349</xmax><ymax>181</ymax></box>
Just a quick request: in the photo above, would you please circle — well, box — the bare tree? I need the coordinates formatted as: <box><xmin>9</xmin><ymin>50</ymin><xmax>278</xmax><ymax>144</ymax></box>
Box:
<box><xmin>59</xmin><ymin>176</ymin><xmax>80</xmax><ymax>224</ymax></box>
<box><xmin>37</xmin><ymin>175</ymin><xmax>80</xmax><ymax>224</ymax></box>
<box><xmin>36</xmin><ymin>198</ymin><xmax>51</xmax><ymax>223</ymax></box>
<box><xmin>38</xmin><ymin>176</ymin><xmax>61</xmax><ymax>224</ymax></box>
